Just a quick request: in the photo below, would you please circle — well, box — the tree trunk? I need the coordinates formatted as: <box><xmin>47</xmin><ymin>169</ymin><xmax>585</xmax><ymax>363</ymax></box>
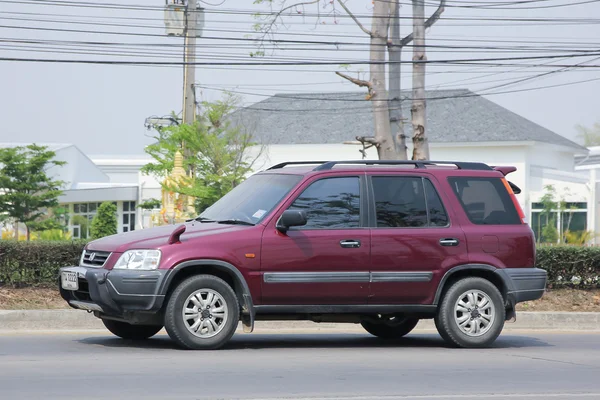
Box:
<box><xmin>14</xmin><ymin>221</ymin><xmax>18</xmax><ymax>241</ymax></box>
<box><xmin>26</xmin><ymin>224</ymin><xmax>30</xmax><ymax>242</ymax></box>
<box><xmin>411</xmin><ymin>0</ymin><xmax>430</xmax><ymax>161</ymax></box>
<box><xmin>370</xmin><ymin>0</ymin><xmax>396</xmax><ymax>160</ymax></box>
<box><xmin>388</xmin><ymin>0</ymin><xmax>408</xmax><ymax>160</ymax></box>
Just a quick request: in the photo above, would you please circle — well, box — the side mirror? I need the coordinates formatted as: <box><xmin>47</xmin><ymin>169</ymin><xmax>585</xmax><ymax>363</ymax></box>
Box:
<box><xmin>276</xmin><ymin>210</ymin><xmax>307</xmax><ymax>233</ymax></box>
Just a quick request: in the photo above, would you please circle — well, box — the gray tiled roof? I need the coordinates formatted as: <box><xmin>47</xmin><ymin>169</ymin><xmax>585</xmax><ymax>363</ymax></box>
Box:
<box><xmin>230</xmin><ymin>89</ymin><xmax>585</xmax><ymax>151</ymax></box>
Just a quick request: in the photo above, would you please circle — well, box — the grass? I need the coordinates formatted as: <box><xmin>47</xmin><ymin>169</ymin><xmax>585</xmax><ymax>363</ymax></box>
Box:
<box><xmin>1</xmin><ymin>287</ymin><xmax>599</xmax><ymax>311</ymax></box>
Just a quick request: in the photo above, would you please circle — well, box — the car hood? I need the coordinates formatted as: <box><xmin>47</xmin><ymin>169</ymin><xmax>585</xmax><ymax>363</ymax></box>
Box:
<box><xmin>85</xmin><ymin>222</ymin><xmax>253</xmax><ymax>253</ymax></box>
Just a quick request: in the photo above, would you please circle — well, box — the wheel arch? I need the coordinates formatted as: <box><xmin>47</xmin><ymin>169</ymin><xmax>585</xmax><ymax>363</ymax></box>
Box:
<box><xmin>160</xmin><ymin>260</ymin><xmax>255</xmax><ymax>332</ymax></box>
<box><xmin>433</xmin><ymin>264</ymin><xmax>516</xmax><ymax>318</ymax></box>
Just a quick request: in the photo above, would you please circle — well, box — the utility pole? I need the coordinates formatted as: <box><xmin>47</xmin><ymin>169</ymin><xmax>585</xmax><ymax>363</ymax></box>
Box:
<box><xmin>182</xmin><ymin>0</ymin><xmax>198</xmax><ymax>126</ymax></box>
<box><xmin>411</xmin><ymin>0</ymin><xmax>430</xmax><ymax>160</ymax></box>
<box><xmin>181</xmin><ymin>0</ymin><xmax>198</xmax><ymax>177</ymax></box>
<box><xmin>388</xmin><ymin>0</ymin><xmax>407</xmax><ymax>160</ymax></box>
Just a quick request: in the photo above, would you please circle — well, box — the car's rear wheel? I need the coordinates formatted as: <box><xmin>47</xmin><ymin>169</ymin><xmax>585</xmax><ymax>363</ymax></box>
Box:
<box><xmin>361</xmin><ymin>316</ymin><xmax>419</xmax><ymax>339</ymax></box>
<box><xmin>102</xmin><ymin>319</ymin><xmax>163</xmax><ymax>340</ymax></box>
<box><xmin>164</xmin><ymin>274</ymin><xmax>239</xmax><ymax>350</ymax></box>
<box><xmin>434</xmin><ymin>277</ymin><xmax>505</xmax><ymax>348</ymax></box>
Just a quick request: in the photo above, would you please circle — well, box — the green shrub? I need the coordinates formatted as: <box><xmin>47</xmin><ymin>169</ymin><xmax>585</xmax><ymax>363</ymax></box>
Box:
<box><xmin>0</xmin><ymin>240</ymin><xmax>87</xmax><ymax>287</ymax></box>
<box><xmin>90</xmin><ymin>202</ymin><xmax>117</xmax><ymax>239</ymax></box>
<box><xmin>536</xmin><ymin>246</ymin><xmax>600</xmax><ymax>288</ymax></box>
<box><xmin>0</xmin><ymin>241</ymin><xmax>598</xmax><ymax>289</ymax></box>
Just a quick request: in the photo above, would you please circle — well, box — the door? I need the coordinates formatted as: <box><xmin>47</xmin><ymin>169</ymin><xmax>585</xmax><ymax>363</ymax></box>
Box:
<box><xmin>260</xmin><ymin>175</ymin><xmax>371</xmax><ymax>305</ymax></box>
<box><xmin>368</xmin><ymin>174</ymin><xmax>468</xmax><ymax>305</ymax></box>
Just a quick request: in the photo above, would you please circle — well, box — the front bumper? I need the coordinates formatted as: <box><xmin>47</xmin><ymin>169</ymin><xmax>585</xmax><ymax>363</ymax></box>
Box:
<box><xmin>59</xmin><ymin>266</ymin><xmax>169</xmax><ymax>324</ymax></box>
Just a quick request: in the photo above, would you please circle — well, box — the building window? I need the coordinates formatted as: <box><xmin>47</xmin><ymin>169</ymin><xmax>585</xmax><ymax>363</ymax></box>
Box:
<box><xmin>531</xmin><ymin>202</ymin><xmax>587</xmax><ymax>244</ymax></box>
<box><xmin>70</xmin><ymin>202</ymin><xmax>119</xmax><ymax>238</ymax></box>
<box><xmin>71</xmin><ymin>202</ymin><xmax>102</xmax><ymax>239</ymax></box>
<box><xmin>122</xmin><ymin>201</ymin><xmax>136</xmax><ymax>233</ymax></box>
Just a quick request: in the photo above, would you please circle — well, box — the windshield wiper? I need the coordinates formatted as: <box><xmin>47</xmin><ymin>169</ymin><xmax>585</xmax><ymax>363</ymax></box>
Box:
<box><xmin>192</xmin><ymin>217</ymin><xmax>216</xmax><ymax>223</ymax></box>
<box><xmin>215</xmin><ymin>219</ymin><xmax>255</xmax><ymax>226</ymax></box>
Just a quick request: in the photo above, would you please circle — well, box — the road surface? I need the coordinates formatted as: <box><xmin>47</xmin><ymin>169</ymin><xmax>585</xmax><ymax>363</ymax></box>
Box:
<box><xmin>0</xmin><ymin>329</ymin><xmax>599</xmax><ymax>399</ymax></box>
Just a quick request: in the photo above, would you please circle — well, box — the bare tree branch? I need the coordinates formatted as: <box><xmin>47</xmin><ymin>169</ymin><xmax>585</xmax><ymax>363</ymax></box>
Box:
<box><xmin>336</xmin><ymin>0</ymin><xmax>372</xmax><ymax>36</ymax></box>
<box><xmin>394</xmin><ymin>0</ymin><xmax>445</xmax><ymax>48</ymax></box>
<box><xmin>356</xmin><ymin>136</ymin><xmax>379</xmax><ymax>146</ymax></box>
<box><xmin>335</xmin><ymin>71</ymin><xmax>372</xmax><ymax>89</ymax></box>
<box><xmin>254</xmin><ymin>0</ymin><xmax>321</xmax><ymax>52</ymax></box>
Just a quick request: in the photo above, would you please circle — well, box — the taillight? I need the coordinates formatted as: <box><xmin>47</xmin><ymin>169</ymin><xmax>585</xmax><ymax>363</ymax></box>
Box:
<box><xmin>501</xmin><ymin>178</ymin><xmax>526</xmax><ymax>224</ymax></box>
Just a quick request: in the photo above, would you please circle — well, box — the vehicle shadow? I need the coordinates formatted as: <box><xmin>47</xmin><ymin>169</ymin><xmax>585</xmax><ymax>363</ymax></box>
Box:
<box><xmin>77</xmin><ymin>332</ymin><xmax>552</xmax><ymax>351</ymax></box>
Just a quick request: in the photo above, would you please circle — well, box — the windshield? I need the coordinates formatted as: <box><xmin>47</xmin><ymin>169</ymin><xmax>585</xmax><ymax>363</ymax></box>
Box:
<box><xmin>199</xmin><ymin>173</ymin><xmax>303</xmax><ymax>224</ymax></box>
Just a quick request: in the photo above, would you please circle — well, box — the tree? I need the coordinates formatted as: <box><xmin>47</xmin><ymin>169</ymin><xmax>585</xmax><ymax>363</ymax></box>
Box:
<box><xmin>90</xmin><ymin>202</ymin><xmax>117</xmax><ymax>239</ymax></box>
<box><xmin>138</xmin><ymin>198</ymin><xmax>162</xmax><ymax>210</ymax></box>
<box><xmin>252</xmin><ymin>0</ymin><xmax>444</xmax><ymax>160</ymax></box>
<box><xmin>388</xmin><ymin>0</ymin><xmax>445</xmax><ymax>160</ymax></box>
<box><xmin>28</xmin><ymin>205</ymin><xmax>70</xmax><ymax>233</ymax></box>
<box><xmin>0</xmin><ymin>144</ymin><xmax>66</xmax><ymax>241</ymax></box>
<box><xmin>142</xmin><ymin>94</ymin><xmax>261</xmax><ymax>213</ymax></box>
<box><xmin>575</xmin><ymin>121</ymin><xmax>600</xmax><ymax>147</ymax></box>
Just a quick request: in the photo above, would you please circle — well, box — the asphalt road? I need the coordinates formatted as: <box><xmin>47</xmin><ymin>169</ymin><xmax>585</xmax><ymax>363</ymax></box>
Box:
<box><xmin>0</xmin><ymin>329</ymin><xmax>599</xmax><ymax>400</ymax></box>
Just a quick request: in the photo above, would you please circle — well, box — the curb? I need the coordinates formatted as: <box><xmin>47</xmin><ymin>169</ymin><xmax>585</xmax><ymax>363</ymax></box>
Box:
<box><xmin>1</xmin><ymin>310</ymin><xmax>600</xmax><ymax>332</ymax></box>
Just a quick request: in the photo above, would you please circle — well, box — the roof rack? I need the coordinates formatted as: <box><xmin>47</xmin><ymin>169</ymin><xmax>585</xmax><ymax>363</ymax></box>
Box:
<box><xmin>312</xmin><ymin>160</ymin><xmax>493</xmax><ymax>171</ymax></box>
<box><xmin>267</xmin><ymin>161</ymin><xmax>330</xmax><ymax>170</ymax></box>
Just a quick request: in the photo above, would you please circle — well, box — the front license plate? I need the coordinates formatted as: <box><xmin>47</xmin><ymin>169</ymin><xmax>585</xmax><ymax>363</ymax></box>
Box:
<box><xmin>61</xmin><ymin>271</ymin><xmax>79</xmax><ymax>291</ymax></box>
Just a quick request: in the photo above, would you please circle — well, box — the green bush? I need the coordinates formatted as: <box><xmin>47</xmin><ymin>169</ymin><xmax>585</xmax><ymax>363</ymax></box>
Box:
<box><xmin>0</xmin><ymin>241</ymin><xmax>598</xmax><ymax>289</ymax></box>
<box><xmin>536</xmin><ymin>246</ymin><xmax>600</xmax><ymax>288</ymax></box>
<box><xmin>0</xmin><ymin>240</ymin><xmax>87</xmax><ymax>287</ymax></box>
<box><xmin>90</xmin><ymin>202</ymin><xmax>117</xmax><ymax>239</ymax></box>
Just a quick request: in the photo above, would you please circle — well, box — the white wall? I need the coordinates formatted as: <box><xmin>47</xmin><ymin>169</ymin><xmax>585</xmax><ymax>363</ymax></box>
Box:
<box><xmin>248</xmin><ymin>142</ymin><xmax>531</xmax><ymax>211</ymax></box>
<box><xmin>84</xmin><ymin>142</ymin><xmax>592</xmax><ymax>234</ymax></box>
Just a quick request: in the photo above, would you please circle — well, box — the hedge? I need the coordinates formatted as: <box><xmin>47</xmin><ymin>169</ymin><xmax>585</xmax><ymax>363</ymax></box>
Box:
<box><xmin>0</xmin><ymin>241</ymin><xmax>598</xmax><ymax>288</ymax></box>
<box><xmin>0</xmin><ymin>240</ymin><xmax>87</xmax><ymax>287</ymax></box>
<box><xmin>536</xmin><ymin>246</ymin><xmax>600</xmax><ymax>288</ymax></box>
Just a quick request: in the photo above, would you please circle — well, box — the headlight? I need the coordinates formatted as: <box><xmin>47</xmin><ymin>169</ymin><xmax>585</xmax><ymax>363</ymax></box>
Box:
<box><xmin>113</xmin><ymin>250</ymin><xmax>161</xmax><ymax>270</ymax></box>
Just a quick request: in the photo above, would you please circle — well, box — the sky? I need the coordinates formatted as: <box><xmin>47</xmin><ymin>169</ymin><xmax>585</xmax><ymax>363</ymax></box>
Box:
<box><xmin>1</xmin><ymin>0</ymin><xmax>600</xmax><ymax>155</ymax></box>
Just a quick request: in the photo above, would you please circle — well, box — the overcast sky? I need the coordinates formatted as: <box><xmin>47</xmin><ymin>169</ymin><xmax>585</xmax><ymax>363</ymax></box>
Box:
<box><xmin>1</xmin><ymin>0</ymin><xmax>599</xmax><ymax>155</ymax></box>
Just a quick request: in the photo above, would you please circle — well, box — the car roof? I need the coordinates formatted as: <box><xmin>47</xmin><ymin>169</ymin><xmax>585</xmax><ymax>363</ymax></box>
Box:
<box><xmin>256</xmin><ymin>161</ymin><xmax>509</xmax><ymax>178</ymax></box>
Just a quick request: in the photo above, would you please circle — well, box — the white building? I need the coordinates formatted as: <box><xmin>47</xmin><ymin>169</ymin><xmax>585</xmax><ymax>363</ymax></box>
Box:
<box><xmin>1</xmin><ymin>89</ymin><xmax>595</xmax><ymax>242</ymax></box>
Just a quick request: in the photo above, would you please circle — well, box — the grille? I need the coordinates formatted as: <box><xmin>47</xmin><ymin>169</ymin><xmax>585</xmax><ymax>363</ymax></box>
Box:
<box><xmin>81</xmin><ymin>250</ymin><xmax>111</xmax><ymax>267</ymax></box>
<box><xmin>72</xmin><ymin>278</ymin><xmax>92</xmax><ymax>302</ymax></box>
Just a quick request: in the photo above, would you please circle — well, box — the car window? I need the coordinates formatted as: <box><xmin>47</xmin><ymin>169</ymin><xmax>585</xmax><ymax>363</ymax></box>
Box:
<box><xmin>424</xmin><ymin>179</ymin><xmax>449</xmax><ymax>227</ymax></box>
<box><xmin>448</xmin><ymin>177</ymin><xmax>520</xmax><ymax>225</ymax></box>
<box><xmin>372</xmin><ymin>176</ymin><xmax>427</xmax><ymax>227</ymax></box>
<box><xmin>200</xmin><ymin>173</ymin><xmax>303</xmax><ymax>223</ymax></box>
<box><xmin>288</xmin><ymin>177</ymin><xmax>360</xmax><ymax>229</ymax></box>
<box><xmin>371</xmin><ymin>176</ymin><xmax>449</xmax><ymax>228</ymax></box>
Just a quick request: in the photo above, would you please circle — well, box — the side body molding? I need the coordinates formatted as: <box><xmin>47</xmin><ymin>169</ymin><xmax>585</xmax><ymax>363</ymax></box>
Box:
<box><xmin>159</xmin><ymin>260</ymin><xmax>255</xmax><ymax>333</ymax></box>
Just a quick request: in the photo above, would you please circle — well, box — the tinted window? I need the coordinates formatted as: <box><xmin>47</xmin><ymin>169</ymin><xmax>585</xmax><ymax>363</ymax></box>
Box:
<box><xmin>371</xmin><ymin>176</ymin><xmax>448</xmax><ymax>228</ymax></box>
<box><xmin>289</xmin><ymin>177</ymin><xmax>360</xmax><ymax>229</ymax></box>
<box><xmin>200</xmin><ymin>173</ymin><xmax>303</xmax><ymax>223</ymax></box>
<box><xmin>448</xmin><ymin>177</ymin><xmax>520</xmax><ymax>225</ymax></box>
<box><xmin>424</xmin><ymin>179</ymin><xmax>449</xmax><ymax>227</ymax></box>
<box><xmin>372</xmin><ymin>176</ymin><xmax>427</xmax><ymax>227</ymax></box>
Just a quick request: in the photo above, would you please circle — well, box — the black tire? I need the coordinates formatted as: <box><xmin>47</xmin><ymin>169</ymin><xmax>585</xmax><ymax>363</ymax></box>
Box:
<box><xmin>361</xmin><ymin>317</ymin><xmax>419</xmax><ymax>339</ymax></box>
<box><xmin>434</xmin><ymin>277</ymin><xmax>506</xmax><ymax>348</ymax></box>
<box><xmin>102</xmin><ymin>319</ymin><xmax>163</xmax><ymax>340</ymax></box>
<box><xmin>164</xmin><ymin>274</ymin><xmax>239</xmax><ymax>350</ymax></box>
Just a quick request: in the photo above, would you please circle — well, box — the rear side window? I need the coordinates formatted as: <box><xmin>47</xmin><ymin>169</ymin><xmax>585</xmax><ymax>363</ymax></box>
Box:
<box><xmin>371</xmin><ymin>176</ymin><xmax>449</xmax><ymax>228</ymax></box>
<box><xmin>448</xmin><ymin>177</ymin><xmax>520</xmax><ymax>225</ymax></box>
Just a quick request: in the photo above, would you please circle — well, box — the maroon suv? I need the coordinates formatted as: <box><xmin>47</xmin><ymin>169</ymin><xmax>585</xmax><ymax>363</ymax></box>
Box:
<box><xmin>59</xmin><ymin>160</ymin><xmax>547</xmax><ymax>350</ymax></box>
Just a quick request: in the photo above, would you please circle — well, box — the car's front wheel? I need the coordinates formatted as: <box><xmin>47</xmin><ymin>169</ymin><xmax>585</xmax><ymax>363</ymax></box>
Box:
<box><xmin>102</xmin><ymin>319</ymin><xmax>163</xmax><ymax>340</ymax></box>
<box><xmin>434</xmin><ymin>277</ymin><xmax>505</xmax><ymax>348</ymax></box>
<box><xmin>361</xmin><ymin>316</ymin><xmax>419</xmax><ymax>339</ymax></box>
<box><xmin>164</xmin><ymin>274</ymin><xmax>239</xmax><ymax>350</ymax></box>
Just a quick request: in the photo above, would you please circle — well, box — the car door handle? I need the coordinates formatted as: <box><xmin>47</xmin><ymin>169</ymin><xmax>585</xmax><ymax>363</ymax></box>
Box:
<box><xmin>340</xmin><ymin>240</ymin><xmax>361</xmax><ymax>248</ymax></box>
<box><xmin>439</xmin><ymin>238</ymin><xmax>459</xmax><ymax>247</ymax></box>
